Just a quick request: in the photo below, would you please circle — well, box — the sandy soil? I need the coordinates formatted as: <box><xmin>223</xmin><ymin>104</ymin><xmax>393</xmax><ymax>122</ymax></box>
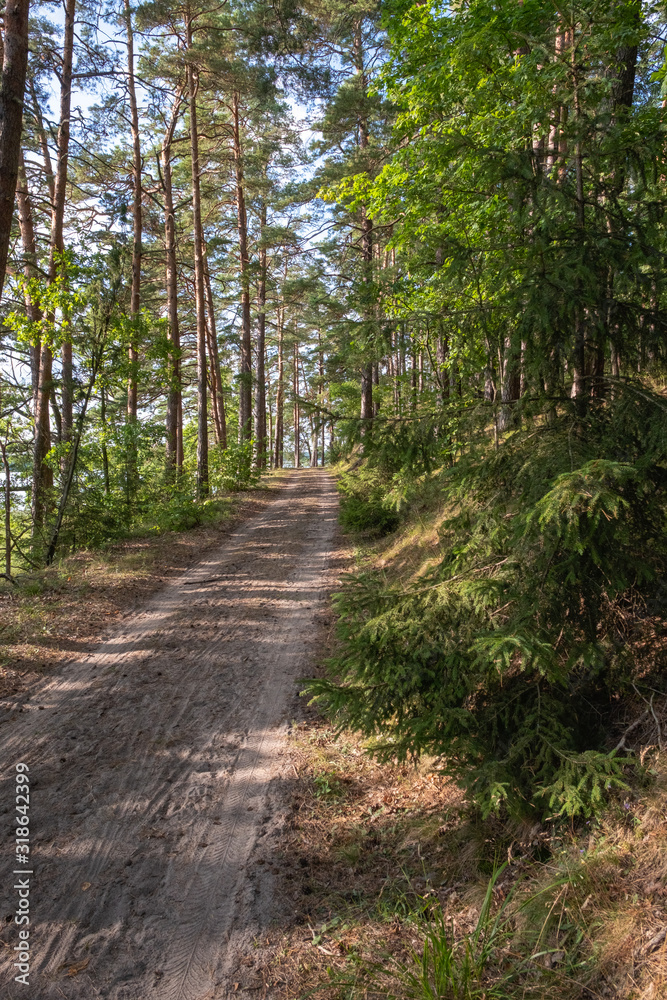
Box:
<box><xmin>0</xmin><ymin>488</ymin><xmax>278</xmax><ymax>702</ymax></box>
<box><xmin>0</xmin><ymin>469</ymin><xmax>340</xmax><ymax>1000</ymax></box>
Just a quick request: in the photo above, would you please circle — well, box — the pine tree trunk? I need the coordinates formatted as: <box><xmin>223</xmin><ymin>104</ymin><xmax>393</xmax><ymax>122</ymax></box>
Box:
<box><xmin>28</xmin><ymin>77</ymin><xmax>54</xmax><ymax>204</ymax></box>
<box><xmin>309</xmin><ymin>418</ymin><xmax>318</xmax><ymax>467</ymax></box>
<box><xmin>18</xmin><ymin>149</ymin><xmax>53</xmax><ymax>535</ymax></box>
<box><xmin>253</xmin><ymin>203</ymin><xmax>267</xmax><ymax>468</ymax></box>
<box><xmin>51</xmin><ymin>0</ymin><xmax>76</xmax><ymax>447</ymax></box>
<box><xmin>354</xmin><ymin>19</ymin><xmax>373</xmax><ymax>432</ymax></box>
<box><xmin>124</xmin><ymin>0</ymin><xmax>141</xmax><ymax>435</ymax></box>
<box><xmin>319</xmin><ymin>333</ymin><xmax>325</xmax><ymax>466</ymax></box>
<box><xmin>498</xmin><ymin>337</ymin><xmax>520</xmax><ymax>432</ymax></box>
<box><xmin>233</xmin><ymin>91</ymin><xmax>252</xmax><ymax>441</ymax></box>
<box><xmin>273</xmin><ymin>301</ymin><xmax>284</xmax><ymax>469</ymax></box>
<box><xmin>24</xmin><ymin>80</ymin><xmax>56</xmax><ymax>531</ymax></box>
<box><xmin>436</xmin><ymin>335</ymin><xmax>449</xmax><ymax>405</ymax></box>
<box><xmin>186</xmin><ymin>19</ymin><xmax>209</xmax><ymax>497</ymax></box>
<box><xmin>204</xmin><ymin>245</ymin><xmax>226</xmax><ymax>448</ymax></box>
<box><xmin>0</xmin><ymin>0</ymin><xmax>30</xmax><ymax>299</ymax></box>
<box><xmin>293</xmin><ymin>341</ymin><xmax>300</xmax><ymax>468</ymax></box>
<box><xmin>162</xmin><ymin>92</ymin><xmax>182</xmax><ymax>478</ymax></box>
<box><xmin>32</xmin><ymin>345</ymin><xmax>53</xmax><ymax>533</ymax></box>
<box><xmin>570</xmin><ymin>31</ymin><xmax>588</xmax><ymax>412</ymax></box>
<box><xmin>1</xmin><ymin>440</ymin><xmax>11</xmax><ymax>577</ymax></box>
<box><xmin>17</xmin><ymin>151</ymin><xmax>41</xmax><ymax>406</ymax></box>
<box><xmin>101</xmin><ymin>385</ymin><xmax>110</xmax><ymax>495</ymax></box>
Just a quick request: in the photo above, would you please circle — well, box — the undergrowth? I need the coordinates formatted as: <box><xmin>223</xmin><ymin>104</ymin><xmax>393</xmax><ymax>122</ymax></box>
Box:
<box><xmin>272</xmin><ymin>722</ymin><xmax>667</xmax><ymax>1000</ymax></box>
<box><xmin>9</xmin><ymin>441</ymin><xmax>263</xmax><ymax>569</ymax></box>
<box><xmin>309</xmin><ymin>392</ymin><xmax>667</xmax><ymax>823</ymax></box>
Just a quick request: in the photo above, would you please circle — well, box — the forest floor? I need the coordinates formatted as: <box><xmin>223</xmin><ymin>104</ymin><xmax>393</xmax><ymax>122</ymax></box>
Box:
<box><xmin>1</xmin><ymin>469</ymin><xmax>665</xmax><ymax>1000</ymax></box>
<box><xmin>0</xmin><ymin>468</ymin><xmax>344</xmax><ymax>1000</ymax></box>
<box><xmin>0</xmin><ymin>482</ymin><xmax>284</xmax><ymax>704</ymax></box>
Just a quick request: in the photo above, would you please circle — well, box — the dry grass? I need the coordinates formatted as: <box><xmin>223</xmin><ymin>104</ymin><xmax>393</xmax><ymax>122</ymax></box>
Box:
<box><xmin>246</xmin><ymin>724</ymin><xmax>667</xmax><ymax>1000</ymax></box>
<box><xmin>257</xmin><ymin>720</ymin><xmax>467</xmax><ymax>999</ymax></box>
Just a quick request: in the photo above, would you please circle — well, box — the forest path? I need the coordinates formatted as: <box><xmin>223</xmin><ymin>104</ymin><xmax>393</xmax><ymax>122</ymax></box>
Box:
<box><xmin>0</xmin><ymin>469</ymin><xmax>339</xmax><ymax>1000</ymax></box>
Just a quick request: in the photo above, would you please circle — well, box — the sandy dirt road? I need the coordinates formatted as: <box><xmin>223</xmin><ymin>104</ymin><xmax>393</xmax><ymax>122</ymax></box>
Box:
<box><xmin>0</xmin><ymin>470</ymin><xmax>339</xmax><ymax>1000</ymax></box>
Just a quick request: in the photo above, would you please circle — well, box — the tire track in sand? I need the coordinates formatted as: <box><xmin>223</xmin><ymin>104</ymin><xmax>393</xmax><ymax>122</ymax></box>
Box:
<box><xmin>0</xmin><ymin>470</ymin><xmax>339</xmax><ymax>999</ymax></box>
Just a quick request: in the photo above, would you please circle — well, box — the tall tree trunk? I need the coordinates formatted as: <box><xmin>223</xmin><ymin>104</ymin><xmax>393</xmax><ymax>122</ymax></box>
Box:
<box><xmin>203</xmin><ymin>247</ymin><xmax>227</xmax><ymax>449</ymax></box>
<box><xmin>293</xmin><ymin>340</ymin><xmax>300</xmax><ymax>468</ymax></box>
<box><xmin>498</xmin><ymin>337</ymin><xmax>520</xmax><ymax>432</ymax></box>
<box><xmin>0</xmin><ymin>0</ymin><xmax>30</xmax><ymax>299</ymax></box>
<box><xmin>253</xmin><ymin>200</ymin><xmax>267</xmax><ymax>468</ymax></box>
<box><xmin>273</xmin><ymin>300</ymin><xmax>284</xmax><ymax>469</ymax></box>
<box><xmin>186</xmin><ymin>17</ymin><xmax>208</xmax><ymax>497</ymax></box>
<box><xmin>18</xmin><ymin>148</ymin><xmax>54</xmax><ymax>535</ymax></box>
<box><xmin>17</xmin><ymin>151</ymin><xmax>41</xmax><ymax>406</ymax></box>
<box><xmin>392</xmin><ymin>328</ymin><xmax>400</xmax><ymax>413</ymax></box>
<box><xmin>436</xmin><ymin>334</ymin><xmax>449</xmax><ymax>406</ymax></box>
<box><xmin>28</xmin><ymin>77</ymin><xmax>55</xmax><ymax>204</ymax></box>
<box><xmin>354</xmin><ymin>19</ymin><xmax>373</xmax><ymax>432</ymax></box>
<box><xmin>601</xmin><ymin>7</ymin><xmax>640</xmax><ymax>391</ymax></box>
<box><xmin>359</xmin><ymin>202</ymin><xmax>373</xmax><ymax>427</ymax></box>
<box><xmin>124</xmin><ymin>0</ymin><xmax>142</xmax><ymax>435</ymax></box>
<box><xmin>32</xmin><ymin>357</ymin><xmax>54</xmax><ymax>534</ymax></box>
<box><xmin>267</xmin><ymin>365</ymin><xmax>274</xmax><ymax>468</ymax></box>
<box><xmin>570</xmin><ymin>29</ymin><xmax>588</xmax><ymax>409</ymax></box>
<box><xmin>101</xmin><ymin>384</ymin><xmax>110</xmax><ymax>495</ymax></box>
<box><xmin>25</xmin><ymin>71</ymin><xmax>56</xmax><ymax>529</ymax></box>
<box><xmin>359</xmin><ymin>213</ymin><xmax>373</xmax><ymax>431</ymax></box>
<box><xmin>1</xmin><ymin>438</ymin><xmax>11</xmax><ymax>578</ymax></box>
<box><xmin>233</xmin><ymin>91</ymin><xmax>252</xmax><ymax>441</ymax></box>
<box><xmin>319</xmin><ymin>331</ymin><xmax>325</xmax><ymax>466</ymax></box>
<box><xmin>51</xmin><ymin>0</ymin><xmax>76</xmax><ymax>446</ymax></box>
<box><xmin>610</xmin><ymin>3</ymin><xmax>639</xmax><ymax>129</ymax></box>
<box><xmin>162</xmin><ymin>90</ymin><xmax>183</xmax><ymax>477</ymax></box>
<box><xmin>309</xmin><ymin>418</ymin><xmax>318</xmax><ymax>467</ymax></box>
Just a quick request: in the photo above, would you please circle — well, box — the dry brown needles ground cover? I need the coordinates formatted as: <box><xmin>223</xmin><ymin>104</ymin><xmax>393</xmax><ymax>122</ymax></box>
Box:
<box><xmin>252</xmin><ymin>720</ymin><xmax>667</xmax><ymax>1000</ymax></box>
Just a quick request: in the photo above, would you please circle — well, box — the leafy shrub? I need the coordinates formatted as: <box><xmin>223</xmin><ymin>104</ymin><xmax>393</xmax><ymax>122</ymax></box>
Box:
<box><xmin>210</xmin><ymin>439</ymin><xmax>261</xmax><ymax>492</ymax></box>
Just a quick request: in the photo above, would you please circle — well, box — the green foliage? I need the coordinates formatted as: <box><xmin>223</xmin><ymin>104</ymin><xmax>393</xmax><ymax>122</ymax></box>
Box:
<box><xmin>338</xmin><ymin>466</ymin><xmax>401</xmax><ymax>534</ymax></box>
<box><xmin>313</xmin><ymin>771</ymin><xmax>344</xmax><ymax>799</ymax></box>
<box><xmin>310</xmin><ymin>399</ymin><xmax>667</xmax><ymax>822</ymax></box>
<box><xmin>210</xmin><ymin>439</ymin><xmax>261</xmax><ymax>492</ymax></box>
<box><xmin>372</xmin><ymin>867</ymin><xmax>517</xmax><ymax>999</ymax></box>
<box><xmin>537</xmin><ymin>750</ymin><xmax>630</xmax><ymax>821</ymax></box>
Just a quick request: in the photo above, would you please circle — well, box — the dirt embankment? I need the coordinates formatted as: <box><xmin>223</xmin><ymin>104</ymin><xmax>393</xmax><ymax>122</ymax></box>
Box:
<box><xmin>0</xmin><ymin>469</ymin><xmax>341</xmax><ymax>1000</ymax></box>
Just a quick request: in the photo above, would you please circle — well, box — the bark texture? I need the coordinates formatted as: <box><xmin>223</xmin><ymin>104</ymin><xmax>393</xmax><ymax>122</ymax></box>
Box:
<box><xmin>273</xmin><ymin>300</ymin><xmax>284</xmax><ymax>469</ymax></box>
<box><xmin>293</xmin><ymin>340</ymin><xmax>300</xmax><ymax>468</ymax></box>
<box><xmin>51</xmin><ymin>0</ymin><xmax>76</xmax><ymax>446</ymax></box>
<box><xmin>253</xmin><ymin>202</ymin><xmax>267</xmax><ymax>468</ymax></box>
<box><xmin>125</xmin><ymin>0</ymin><xmax>142</xmax><ymax>425</ymax></box>
<box><xmin>233</xmin><ymin>91</ymin><xmax>252</xmax><ymax>441</ymax></box>
<box><xmin>186</xmin><ymin>19</ymin><xmax>209</xmax><ymax>497</ymax></box>
<box><xmin>0</xmin><ymin>0</ymin><xmax>30</xmax><ymax>299</ymax></box>
<box><xmin>204</xmin><ymin>246</ymin><xmax>226</xmax><ymax>448</ymax></box>
<box><xmin>162</xmin><ymin>91</ymin><xmax>183</xmax><ymax>477</ymax></box>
